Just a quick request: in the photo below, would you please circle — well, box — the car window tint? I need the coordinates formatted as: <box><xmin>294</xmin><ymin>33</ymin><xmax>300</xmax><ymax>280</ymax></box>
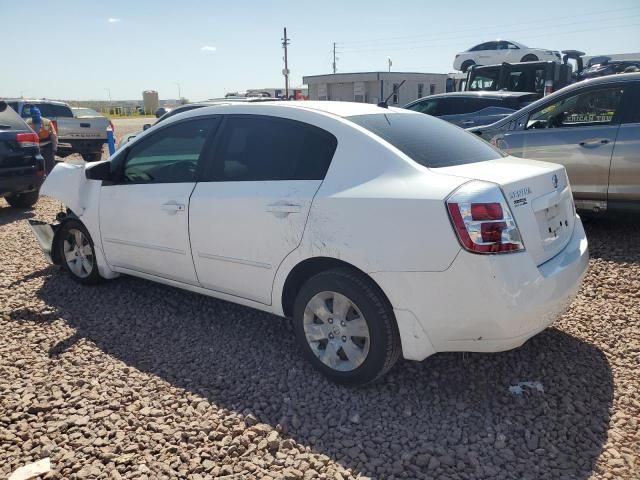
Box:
<box><xmin>210</xmin><ymin>115</ymin><xmax>337</xmax><ymax>181</ymax></box>
<box><xmin>123</xmin><ymin>119</ymin><xmax>213</xmax><ymax>184</ymax></box>
<box><xmin>348</xmin><ymin>112</ymin><xmax>505</xmax><ymax>168</ymax></box>
<box><xmin>406</xmin><ymin>99</ymin><xmax>440</xmax><ymax>115</ymax></box>
<box><xmin>527</xmin><ymin>87</ymin><xmax>625</xmax><ymax>129</ymax></box>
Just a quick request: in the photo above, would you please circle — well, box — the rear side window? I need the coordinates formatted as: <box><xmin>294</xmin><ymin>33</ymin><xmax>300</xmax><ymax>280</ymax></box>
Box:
<box><xmin>21</xmin><ymin>103</ymin><xmax>73</xmax><ymax>118</ymax></box>
<box><xmin>208</xmin><ymin>115</ymin><xmax>337</xmax><ymax>181</ymax></box>
<box><xmin>348</xmin><ymin>112</ymin><xmax>504</xmax><ymax>168</ymax></box>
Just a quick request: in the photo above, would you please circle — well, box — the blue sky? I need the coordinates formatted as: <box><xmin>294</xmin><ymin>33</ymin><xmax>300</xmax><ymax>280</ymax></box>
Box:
<box><xmin>3</xmin><ymin>0</ymin><xmax>639</xmax><ymax>101</ymax></box>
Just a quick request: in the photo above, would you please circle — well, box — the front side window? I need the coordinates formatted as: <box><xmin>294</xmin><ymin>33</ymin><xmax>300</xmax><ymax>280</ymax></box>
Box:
<box><xmin>122</xmin><ymin>119</ymin><xmax>214</xmax><ymax>184</ymax></box>
<box><xmin>526</xmin><ymin>87</ymin><xmax>624</xmax><ymax>129</ymax></box>
<box><xmin>209</xmin><ymin>115</ymin><xmax>337</xmax><ymax>182</ymax></box>
<box><xmin>349</xmin><ymin>112</ymin><xmax>504</xmax><ymax>168</ymax></box>
<box><xmin>405</xmin><ymin>99</ymin><xmax>440</xmax><ymax>115</ymax></box>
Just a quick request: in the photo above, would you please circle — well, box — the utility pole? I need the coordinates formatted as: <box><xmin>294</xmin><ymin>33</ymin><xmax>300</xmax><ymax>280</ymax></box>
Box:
<box><xmin>332</xmin><ymin>42</ymin><xmax>337</xmax><ymax>74</ymax></box>
<box><xmin>282</xmin><ymin>27</ymin><xmax>290</xmax><ymax>99</ymax></box>
<box><xmin>174</xmin><ymin>82</ymin><xmax>181</xmax><ymax>102</ymax></box>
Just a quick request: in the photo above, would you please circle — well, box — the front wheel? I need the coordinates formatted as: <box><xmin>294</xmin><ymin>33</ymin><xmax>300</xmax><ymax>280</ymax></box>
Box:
<box><xmin>293</xmin><ymin>268</ymin><xmax>401</xmax><ymax>386</ymax></box>
<box><xmin>57</xmin><ymin>220</ymin><xmax>101</xmax><ymax>284</ymax></box>
<box><xmin>5</xmin><ymin>190</ymin><xmax>39</xmax><ymax>209</ymax></box>
<box><xmin>460</xmin><ymin>60</ymin><xmax>475</xmax><ymax>72</ymax></box>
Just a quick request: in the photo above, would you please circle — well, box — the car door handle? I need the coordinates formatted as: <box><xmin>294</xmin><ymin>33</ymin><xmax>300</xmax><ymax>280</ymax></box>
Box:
<box><xmin>266</xmin><ymin>203</ymin><xmax>302</xmax><ymax>214</ymax></box>
<box><xmin>579</xmin><ymin>139</ymin><xmax>610</xmax><ymax>147</ymax></box>
<box><xmin>161</xmin><ymin>202</ymin><xmax>185</xmax><ymax>214</ymax></box>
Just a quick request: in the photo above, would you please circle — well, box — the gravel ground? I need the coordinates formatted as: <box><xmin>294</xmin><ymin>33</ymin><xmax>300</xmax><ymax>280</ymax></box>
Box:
<box><xmin>1</xmin><ymin>132</ymin><xmax>639</xmax><ymax>479</ymax></box>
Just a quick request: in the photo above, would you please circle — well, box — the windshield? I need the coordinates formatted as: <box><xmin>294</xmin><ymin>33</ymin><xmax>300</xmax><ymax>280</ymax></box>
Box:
<box><xmin>348</xmin><ymin>112</ymin><xmax>504</xmax><ymax>168</ymax></box>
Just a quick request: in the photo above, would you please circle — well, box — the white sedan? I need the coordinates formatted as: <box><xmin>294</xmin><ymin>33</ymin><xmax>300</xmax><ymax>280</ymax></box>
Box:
<box><xmin>31</xmin><ymin>101</ymin><xmax>588</xmax><ymax>385</ymax></box>
<box><xmin>454</xmin><ymin>40</ymin><xmax>562</xmax><ymax>72</ymax></box>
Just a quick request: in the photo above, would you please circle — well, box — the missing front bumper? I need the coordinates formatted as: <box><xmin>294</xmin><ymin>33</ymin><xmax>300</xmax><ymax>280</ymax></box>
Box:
<box><xmin>28</xmin><ymin>220</ymin><xmax>57</xmax><ymax>264</ymax></box>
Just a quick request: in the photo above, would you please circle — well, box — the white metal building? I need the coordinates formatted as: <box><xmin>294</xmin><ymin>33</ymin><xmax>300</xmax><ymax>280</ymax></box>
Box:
<box><xmin>303</xmin><ymin>72</ymin><xmax>448</xmax><ymax>106</ymax></box>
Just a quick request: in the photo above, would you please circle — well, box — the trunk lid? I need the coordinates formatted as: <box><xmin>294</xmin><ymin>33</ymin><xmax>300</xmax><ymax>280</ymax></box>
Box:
<box><xmin>434</xmin><ymin>156</ymin><xmax>575</xmax><ymax>266</ymax></box>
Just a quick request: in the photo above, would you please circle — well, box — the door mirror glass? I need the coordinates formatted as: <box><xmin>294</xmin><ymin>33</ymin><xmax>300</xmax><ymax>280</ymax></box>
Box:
<box><xmin>143</xmin><ymin>123</ymin><xmax>151</xmax><ymax>131</ymax></box>
<box><xmin>85</xmin><ymin>160</ymin><xmax>113</xmax><ymax>181</ymax></box>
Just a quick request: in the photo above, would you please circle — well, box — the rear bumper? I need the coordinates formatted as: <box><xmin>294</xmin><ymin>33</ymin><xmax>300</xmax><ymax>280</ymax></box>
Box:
<box><xmin>0</xmin><ymin>172</ymin><xmax>44</xmax><ymax>196</ymax></box>
<box><xmin>372</xmin><ymin>215</ymin><xmax>589</xmax><ymax>361</ymax></box>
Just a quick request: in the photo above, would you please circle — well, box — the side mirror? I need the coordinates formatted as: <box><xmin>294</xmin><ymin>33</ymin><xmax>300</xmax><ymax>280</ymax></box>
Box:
<box><xmin>85</xmin><ymin>160</ymin><xmax>113</xmax><ymax>181</ymax></box>
<box><xmin>143</xmin><ymin>123</ymin><xmax>151</xmax><ymax>131</ymax></box>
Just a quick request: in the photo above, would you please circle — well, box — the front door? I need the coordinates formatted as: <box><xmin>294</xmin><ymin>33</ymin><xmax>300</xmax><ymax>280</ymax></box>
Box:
<box><xmin>100</xmin><ymin>117</ymin><xmax>217</xmax><ymax>284</ymax></box>
<box><xmin>189</xmin><ymin>114</ymin><xmax>338</xmax><ymax>304</ymax></box>
<box><xmin>500</xmin><ymin>85</ymin><xmax>627</xmax><ymax>201</ymax></box>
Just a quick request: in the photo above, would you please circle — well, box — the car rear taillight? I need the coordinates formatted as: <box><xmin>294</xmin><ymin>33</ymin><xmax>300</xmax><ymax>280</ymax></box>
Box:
<box><xmin>16</xmin><ymin>132</ymin><xmax>39</xmax><ymax>148</ymax></box>
<box><xmin>446</xmin><ymin>181</ymin><xmax>524</xmax><ymax>254</ymax></box>
<box><xmin>544</xmin><ymin>80</ymin><xmax>554</xmax><ymax>96</ymax></box>
<box><xmin>51</xmin><ymin>120</ymin><xmax>58</xmax><ymax>134</ymax></box>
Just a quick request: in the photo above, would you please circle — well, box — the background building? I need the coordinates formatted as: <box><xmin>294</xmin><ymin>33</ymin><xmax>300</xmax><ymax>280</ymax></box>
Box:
<box><xmin>303</xmin><ymin>72</ymin><xmax>448</xmax><ymax>105</ymax></box>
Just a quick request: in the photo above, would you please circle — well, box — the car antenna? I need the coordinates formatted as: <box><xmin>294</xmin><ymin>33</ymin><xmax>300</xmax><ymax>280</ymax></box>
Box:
<box><xmin>378</xmin><ymin>80</ymin><xmax>405</xmax><ymax>108</ymax></box>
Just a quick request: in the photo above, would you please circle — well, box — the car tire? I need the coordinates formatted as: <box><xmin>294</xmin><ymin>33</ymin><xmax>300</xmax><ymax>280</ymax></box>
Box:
<box><xmin>5</xmin><ymin>190</ymin><xmax>39</xmax><ymax>209</ymax></box>
<box><xmin>293</xmin><ymin>267</ymin><xmax>401</xmax><ymax>386</ymax></box>
<box><xmin>81</xmin><ymin>152</ymin><xmax>103</xmax><ymax>162</ymax></box>
<box><xmin>56</xmin><ymin>219</ymin><xmax>101</xmax><ymax>285</ymax></box>
<box><xmin>461</xmin><ymin>60</ymin><xmax>475</xmax><ymax>72</ymax></box>
<box><xmin>521</xmin><ymin>54</ymin><xmax>539</xmax><ymax>62</ymax></box>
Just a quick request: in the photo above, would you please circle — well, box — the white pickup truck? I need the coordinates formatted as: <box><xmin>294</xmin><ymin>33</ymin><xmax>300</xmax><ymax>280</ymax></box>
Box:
<box><xmin>5</xmin><ymin>99</ymin><xmax>111</xmax><ymax>161</ymax></box>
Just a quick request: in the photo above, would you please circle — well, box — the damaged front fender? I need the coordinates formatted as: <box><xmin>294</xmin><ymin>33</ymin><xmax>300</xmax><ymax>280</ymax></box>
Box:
<box><xmin>41</xmin><ymin>161</ymin><xmax>91</xmax><ymax>215</ymax></box>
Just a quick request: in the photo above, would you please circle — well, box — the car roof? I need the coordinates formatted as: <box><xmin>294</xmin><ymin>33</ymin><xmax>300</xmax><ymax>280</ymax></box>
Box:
<box><xmin>1</xmin><ymin>98</ymin><xmax>69</xmax><ymax>106</ymax></box>
<box><xmin>416</xmin><ymin>91</ymin><xmax>535</xmax><ymax>100</ymax></box>
<box><xmin>170</xmin><ymin>101</ymin><xmax>404</xmax><ymax>123</ymax></box>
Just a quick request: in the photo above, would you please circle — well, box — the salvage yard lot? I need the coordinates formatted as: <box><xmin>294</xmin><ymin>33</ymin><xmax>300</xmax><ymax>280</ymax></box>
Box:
<box><xmin>1</xmin><ymin>200</ymin><xmax>639</xmax><ymax>478</ymax></box>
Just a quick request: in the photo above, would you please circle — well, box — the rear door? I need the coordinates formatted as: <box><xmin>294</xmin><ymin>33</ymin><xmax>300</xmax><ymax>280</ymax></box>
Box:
<box><xmin>498</xmin><ymin>83</ymin><xmax>627</xmax><ymax>204</ymax></box>
<box><xmin>189</xmin><ymin>114</ymin><xmax>337</xmax><ymax>304</ymax></box>
<box><xmin>608</xmin><ymin>82</ymin><xmax>640</xmax><ymax>204</ymax></box>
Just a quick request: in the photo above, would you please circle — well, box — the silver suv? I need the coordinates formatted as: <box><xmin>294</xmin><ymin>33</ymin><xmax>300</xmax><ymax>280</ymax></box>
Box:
<box><xmin>470</xmin><ymin>73</ymin><xmax>640</xmax><ymax>213</ymax></box>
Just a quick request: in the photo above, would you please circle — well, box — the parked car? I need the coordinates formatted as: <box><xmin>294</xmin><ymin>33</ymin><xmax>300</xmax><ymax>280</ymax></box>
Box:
<box><xmin>403</xmin><ymin>92</ymin><xmax>538</xmax><ymax>128</ymax></box>
<box><xmin>29</xmin><ymin>101</ymin><xmax>588</xmax><ymax>385</ymax></box>
<box><xmin>118</xmin><ymin>98</ymin><xmax>280</xmax><ymax>148</ymax></box>
<box><xmin>577</xmin><ymin>59</ymin><xmax>640</xmax><ymax>81</ymax></box>
<box><xmin>469</xmin><ymin>73</ymin><xmax>640</xmax><ymax>213</ymax></box>
<box><xmin>454</xmin><ymin>40</ymin><xmax>561</xmax><ymax>73</ymax></box>
<box><xmin>0</xmin><ymin>101</ymin><xmax>45</xmax><ymax>208</ymax></box>
<box><xmin>5</xmin><ymin>99</ymin><xmax>111</xmax><ymax>162</ymax></box>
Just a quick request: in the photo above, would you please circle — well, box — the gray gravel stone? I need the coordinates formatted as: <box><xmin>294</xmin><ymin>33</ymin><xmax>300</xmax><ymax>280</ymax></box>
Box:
<box><xmin>0</xmin><ymin>182</ymin><xmax>638</xmax><ymax>479</ymax></box>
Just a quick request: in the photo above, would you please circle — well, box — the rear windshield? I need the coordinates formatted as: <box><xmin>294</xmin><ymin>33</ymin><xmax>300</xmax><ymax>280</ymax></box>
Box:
<box><xmin>348</xmin><ymin>112</ymin><xmax>504</xmax><ymax>168</ymax></box>
<box><xmin>0</xmin><ymin>105</ymin><xmax>28</xmax><ymax>130</ymax></box>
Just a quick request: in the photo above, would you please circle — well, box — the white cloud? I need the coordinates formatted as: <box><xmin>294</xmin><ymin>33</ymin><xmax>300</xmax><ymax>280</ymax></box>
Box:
<box><xmin>200</xmin><ymin>46</ymin><xmax>217</xmax><ymax>52</ymax></box>
<box><xmin>107</xmin><ymin>18</ymin><xmax>121</xmax><ymax>23</ymax></box>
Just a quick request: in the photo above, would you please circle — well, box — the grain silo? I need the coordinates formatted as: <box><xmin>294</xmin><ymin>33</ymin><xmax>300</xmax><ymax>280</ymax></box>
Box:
<box><xmin>142</xmin><ymin>90</ymin><xmax>159</xmax><ymax>115</ymax></box>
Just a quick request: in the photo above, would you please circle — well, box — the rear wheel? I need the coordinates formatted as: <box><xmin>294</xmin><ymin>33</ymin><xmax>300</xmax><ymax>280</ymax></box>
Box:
<box><xmin>521</xmin><ymin>54</ymin><xmax>539</xmax><ymax>62</ymax></box>
<box><xmin>57</xmin><ymin>220</ymin><xmax>101</xmax><ymax>284</ymax></box>
<box><xmin>5</xmin><ymin>190</ymin><xmax>39</xmax><ymax>209</ymax></box>
<box><xmin>293</xmin><ymin>268</ymin><xmax>401</xmax><ymax>386</ymax></box>
<box><xmin>461</xmin><ymin>60</ymin><xmax>475</xmax><ymax>72</ymax></box>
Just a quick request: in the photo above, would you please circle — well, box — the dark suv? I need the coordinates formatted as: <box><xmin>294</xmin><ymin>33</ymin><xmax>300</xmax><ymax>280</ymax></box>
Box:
<box><xmin>0</xmin><ymin>101</ymin><xmax>45</xmax><ymax>208</ymax></box>
<box><xmin>403</xmin><ymin>91</ymin><xmax>538</xmax><ymax>128</ymax></box>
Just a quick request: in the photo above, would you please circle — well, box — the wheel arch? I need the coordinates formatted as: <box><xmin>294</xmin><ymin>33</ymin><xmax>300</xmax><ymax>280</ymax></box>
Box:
<box><xmin>280</xmin><ymin>256</ymin><xmax>394</xmax><ymax>319</ymax></box>
<box><xmin>50</xmin><ymin>212</ymin><xmax>81</xmax><ymax>265</ymax></box>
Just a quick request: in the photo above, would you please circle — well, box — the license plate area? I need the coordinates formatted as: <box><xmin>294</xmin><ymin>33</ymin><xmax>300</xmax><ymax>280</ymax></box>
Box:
<box><xmin>535</xmin><ymin>202</ymin><xmax>571</xmax><ymax>250</ymax></box>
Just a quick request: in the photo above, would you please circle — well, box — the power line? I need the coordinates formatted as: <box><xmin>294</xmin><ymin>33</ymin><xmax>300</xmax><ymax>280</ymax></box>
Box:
<box><xmin>340</xmin><ymin>16</ymin><xmax>640</xmax><ymax>53</ymax></box>
<box><xmin>341</xmin><ymin>6</ymin><xmax>640</xmax><ymax>46</ymax></box>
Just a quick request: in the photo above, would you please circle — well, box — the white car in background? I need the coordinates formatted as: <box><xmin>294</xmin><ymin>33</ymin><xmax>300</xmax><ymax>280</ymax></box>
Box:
<box><xmin>454</xmin><ymin>40</ymin><xmax>562</xmax><ymax>72</ymax></box>
<box><xmin>30</xmin><ymin>101</ymin><xmax>588</xmax><ymax>385</ymax></box>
